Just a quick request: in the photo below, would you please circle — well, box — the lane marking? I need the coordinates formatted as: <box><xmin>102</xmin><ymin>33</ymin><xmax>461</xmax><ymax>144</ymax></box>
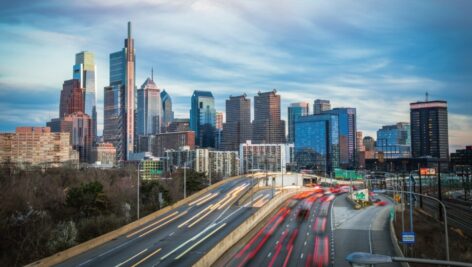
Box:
<box><xmin>115</xmin><ymin>248</ymin><xmax>148</xmax><ymax>267</ymax></box>
<box><xmin>178</xmin><ymin>205</ymin><xmax>213</xmax><ymax>228</ymax></box>
<box><xmin>174</xmin><ymin>223</ymin><xmax>227</xmax><ymax>260</ymax></box>
<box><xmin>369</xmin><ymin>222</ymin><xmax>373</xmax><ymax>254</ymax></box>
<box><xmin>138</xmin><ymin>211</ymin><xmax>188</xmax><ymax>237</ymax></box>
<box><xmin>127</xmin><ymin>211</ymin><xmax>179</xmax><ymax>238</ymax></box>
<box><xmin>169</xmin><ymin>232</ymin><xmax>175</xmax><ymax>237</ymax></box>
<box><xmin>130</xmin><ymin>248</ymin><xmax>161</xmax><ymax>267</ymax></box>
<box><xmin>267</xmin><ymin>252</ymin><xmax>272</xmax><ymax>258</ymax></box>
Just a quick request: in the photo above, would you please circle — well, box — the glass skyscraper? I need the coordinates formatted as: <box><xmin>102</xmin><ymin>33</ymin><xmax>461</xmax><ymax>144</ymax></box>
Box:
<box><xmin>376</xmin><ymin>122</ymin><xmax>411</xmax><ymax>158</ymax></box>
<box><xmin>161</xmin><ymin>90</ymin><xmax>174</xmax><ymax>132</ymax></box>
<box><xmin>252</xmin><ymin>90</ymin><xmax>285</xmax><ymax>144</ymax></box>
<box><xmin>323</xmin><ymin>108</ymin><xmax>356</xmax><ymax>168</ymax></box>
<box><xmin>294</xmin><ymin>114</ymin><xmax>339</xmax><ymax>175</ymax></box>
<box><xmin>190</xmin><ymin>90</ymin><xmax>216</xmax><ymax>148</ymax></box>
<box><xmin>287</xmin><ymin>102</ymin><xmax>309</xmax><ymax>143</ymax></box>
<box><xmin>137</xmin><ymin>78</ymin><xmax>162</xmax><ymax>136</ymax></box>
<box><xmin>103</xmin><ymin>22</ymin><xmax>136</xmax><ymax>162</ymax></box>
<box><xmin>73</xmin><ymin>51</ymin><xmax>97</xmax><ymax>143</ymax></box>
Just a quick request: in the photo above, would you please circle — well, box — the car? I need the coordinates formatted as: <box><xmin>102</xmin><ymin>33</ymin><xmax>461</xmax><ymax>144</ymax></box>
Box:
<box><xmin>375</xmin><ymin>201</ymin><xmax>387</xmax><ymax>206</ymax></box>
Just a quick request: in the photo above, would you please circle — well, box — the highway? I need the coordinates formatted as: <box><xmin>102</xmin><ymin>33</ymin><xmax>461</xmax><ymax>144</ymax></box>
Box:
<box><xmin>223</xmin><ymin>189</ymin><xmax>336</xmax><ymax>267</ymax></box>
<box><xmin>332</xmin><ymin>194</ymin><xmax>400</xmax><ymax>267</ymax></box>
<box><xmin>56</xmin><ymin>177</ymin><xmax>273</xmax><ymax>267</ymax></box>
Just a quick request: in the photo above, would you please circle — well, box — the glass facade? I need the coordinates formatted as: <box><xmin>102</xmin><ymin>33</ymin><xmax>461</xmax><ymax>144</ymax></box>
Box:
<box><xmin>323</xmin><ymin>108</ymin><xmax>356</xmax><ymax>168</ymax></box>
<box><xmin>137</xmin><ymin>78</ymin><xmax>161</xmax><ymax>137</ymax></box>
<box><xmin>294</xmin><ymin>114</ymin><xmax>339</xmax><ymax>175</ymax></box>
<box><xmin>287</xmin><ymin>102</ymin><xmax>309</xmax><ymax>143</ymax></box>
<box><xmin>73</xmin><ymin>51</ymin><xmax>97</xmax><ymax>143</ymax></box>
<box><xmin>376</xmin><ymin>122</ymin><xmax>411</xmax><ymax>158</ymax></box>
<box><xmin>190</xmin><ymin>91</ymin><xmax>216</xmax><ymax>148</ymax></box>
<box><xmin>161</xmin><ymin>90</ymin><xmax>174</xmax><ymax>132</ymax></box>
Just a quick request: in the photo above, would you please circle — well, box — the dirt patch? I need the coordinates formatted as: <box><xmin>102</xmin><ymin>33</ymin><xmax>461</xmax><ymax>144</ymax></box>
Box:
<box><xmin>393</xmin><ymin>208</ymin><xmax>472</xmax><ymax>266</ymax></box>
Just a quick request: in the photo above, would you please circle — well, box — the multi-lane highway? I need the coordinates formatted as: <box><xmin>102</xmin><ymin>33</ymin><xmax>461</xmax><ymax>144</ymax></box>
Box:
<box><xmin>56</xmin><ymin>177</ymin><xmax>272</xmax><ymax>267</ymax></box>
<box><xmin>223</xmin><ymin>189</ymin><xmax>337</xmax><ymax>267</ymax></box>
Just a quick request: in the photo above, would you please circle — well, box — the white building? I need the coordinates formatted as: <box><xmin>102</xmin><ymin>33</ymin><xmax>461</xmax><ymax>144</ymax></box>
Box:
<box><xmin>239</xmin><ymin>141</ymin><xmax>294</xmax><ymax>174</ymax></box>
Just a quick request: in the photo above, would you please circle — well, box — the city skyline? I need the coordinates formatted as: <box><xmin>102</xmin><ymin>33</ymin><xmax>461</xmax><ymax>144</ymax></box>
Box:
<box><xmin>0</xmin><ymin>1</ymin><xmax>471</xmax><ymax>152</ymax></box>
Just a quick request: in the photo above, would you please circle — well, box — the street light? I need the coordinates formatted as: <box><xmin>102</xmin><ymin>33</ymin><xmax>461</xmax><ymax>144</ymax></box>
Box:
<box><xmin>346</xmin><ymin>252</ymin><xmax>472</xmax><ymax>267</ymax></box>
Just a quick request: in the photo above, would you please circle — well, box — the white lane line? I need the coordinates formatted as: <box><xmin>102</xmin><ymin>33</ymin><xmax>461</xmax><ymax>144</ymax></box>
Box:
<box><xmin>174</xmin><ymin>223</ymin><xmax>227</xmax><ymax>260</ymax></box>
<box><xmin>115</xmin><ymin>248</ymin><xmax>148</xmax><ymax>267</ymax></box>
<box><xmin>300</xmin><ymin>253</ymin><xmax>304</xmax><ymax>259</ymax></box>
<box><xmin>169</xmin><ymin>232</ymin><xmax>175</xmax><ymax>237</ymax></box>
<box><xmin>139</xmin><ymin>211</ymin><xmax>188</xmax><ymax>237</ymax></box>
<box><xmin>78</xmin><ymin>239</ymin><xmax>135</xmax><ymax>266</ymax></box>
<box><xmin>368</xmin><ymin>222</ymin><xmax>373</xmax><ymax>254</ymax></box>
<box><xmin>267</xmin><ymin>252</ymin><xmax>272</xmax><ymax>258</ymax></box>
<box><xmin>304</xmin><ymin>241</ymin><xmax>307</xmax><ymax>246</ymax></box>
<box><xmin>126</xmin><ymin>211</ymin><xmax>179</xmax><ymax>238</ymax></box>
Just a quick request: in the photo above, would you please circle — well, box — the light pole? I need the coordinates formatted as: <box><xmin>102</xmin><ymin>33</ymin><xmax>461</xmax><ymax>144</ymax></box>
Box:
<box><xmin>375</xmin><ymin>189</ymin><xmax>450</xmax><ymax>261</ymax></box>
<box><xmin>137</xmin><ymin>160</ymin><xmax>144</xmax><ymax>220</ymax></box>
<box><xmin>346</xmin><ymin>252</ymin><xmax>472</xmax><ymax>267</ymax></box>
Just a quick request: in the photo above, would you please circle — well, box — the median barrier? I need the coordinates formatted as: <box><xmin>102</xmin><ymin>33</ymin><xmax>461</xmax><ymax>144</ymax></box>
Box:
<box><xmin>27</xmin><ymin>175</ymin><xmax>246</xmax><ymax>267</ymax></box>
<box><xmin>194</xmin><ymin>188</ymin><xmax>307</xmax><ymax>267</ymax></box>
<box><xmin>345</xmin><ymin>195</ymin><xmax>362</xmax><ymax>209</ymax></box>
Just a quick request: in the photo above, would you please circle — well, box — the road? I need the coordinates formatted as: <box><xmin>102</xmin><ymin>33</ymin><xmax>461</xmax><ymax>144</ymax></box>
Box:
<box><xmin>56</xmin><ymin>177</ymin><xmax>273</xmax><ymax>267</ymax></box>
<box><xmin>223</xmin><ymin>189</ymin><xmax>335</xmax><ymax>267</ymax></box>
<box><xmin>332</xmin><ymin>194</ymin><xmax>401</xmax><ymax>267</ymax></box>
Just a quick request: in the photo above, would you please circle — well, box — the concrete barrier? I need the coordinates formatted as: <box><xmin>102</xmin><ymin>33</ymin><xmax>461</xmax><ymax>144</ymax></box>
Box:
<box><xmin>194</xmin><ymin>188</ymin><xmax>307</xmax><ymax>267</ymax></box>
<box><xmin>345</xmin><ymin>195</ymin><xmax>362</xmax><ymax>209</ymax></box>
<box><xmin>27</xmin><ymin>175</ymin><xmax>246</xmax><ymax>267</ymax></box>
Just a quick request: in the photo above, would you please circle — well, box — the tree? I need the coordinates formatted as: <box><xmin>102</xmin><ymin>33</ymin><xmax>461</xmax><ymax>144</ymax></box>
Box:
<box><xmin>66</xmin><ymin>181</ymin><xmax>110</xmax><ymax>218</ymax></box>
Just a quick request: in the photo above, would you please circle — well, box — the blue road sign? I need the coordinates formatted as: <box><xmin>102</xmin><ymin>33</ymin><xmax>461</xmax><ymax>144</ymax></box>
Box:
<box><xmin>402</xmin><ymin>232</ymin><xmax>416</xmax><ymax>244</ymax></box>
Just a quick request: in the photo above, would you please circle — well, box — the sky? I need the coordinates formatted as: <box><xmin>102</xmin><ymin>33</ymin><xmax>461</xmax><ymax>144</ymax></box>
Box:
<box><xmin>0</xmin><ymin>0</ymin><xmax>471</xmax><ymax>152</ymax></box>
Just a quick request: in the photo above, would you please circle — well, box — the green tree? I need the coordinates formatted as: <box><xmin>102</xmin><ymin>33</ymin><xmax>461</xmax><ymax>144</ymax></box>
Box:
<box><xmin>66</xmin><ymin>181</ymin><xmax>110</xmax><ymax>217</ymax></box>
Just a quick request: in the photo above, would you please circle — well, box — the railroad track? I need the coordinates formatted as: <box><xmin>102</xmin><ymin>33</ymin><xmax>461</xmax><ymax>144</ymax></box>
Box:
<box><xmin>420</xmin><ymin>198</ymin><xmax>472</xmax><ymax>237</ymax></box>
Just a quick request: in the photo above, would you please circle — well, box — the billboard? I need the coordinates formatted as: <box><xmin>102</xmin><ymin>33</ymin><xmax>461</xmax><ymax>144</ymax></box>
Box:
<box><xmin>420</xmin><ymin>168</ymin><xmax>436</xmax><ymax>176</ymax></box>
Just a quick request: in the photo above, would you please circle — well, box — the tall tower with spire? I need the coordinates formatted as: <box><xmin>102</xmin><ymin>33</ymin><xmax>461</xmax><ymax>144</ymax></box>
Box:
<box><xmin>104</xmin><ymin>21</ymin><xmax>136</xmax><ymax>162</ymax></box>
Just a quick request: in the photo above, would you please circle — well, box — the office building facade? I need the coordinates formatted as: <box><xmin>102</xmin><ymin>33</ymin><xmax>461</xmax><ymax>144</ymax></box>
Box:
<box><xmin>150</xmin><ymin>131</ymin><xmax>195</xmax><ymax>157</ymax></box>
<box><xmin>252</xmin><ymin>90</ymin><xmax>285</xmax><ymax>144</ymax></box>
<box><xmin>190</xmin><ymin>90</ymin><xmax>216</xmax><ymax>148</ymax></box>
<box><xmin>137</xmin><ymin>78</ymin><xmax>162</xmax><ymax>136</ymax></box>
<box><xmin>294</xmin><ymin>114</ymin><xmax>340</xmax><ymax>175</ymax></box>
<box><xmin>167</xmin><ymin>118</ymin><xmax>190</xmax><ymax>132</ymax></box>
<box><xmin>91</xmin><ymin>142</ymin><xmax>116</xmax><ymax>167</ymax></box>
<box><xmin>376</xmin><ymin>122</ymin><xmax>411</xmax><ymax>159</ymax></box>
<box><xmin>323</xmin><ymin>108</ymin><xmax>356</xmax><ymax>168</ymax></box>
<box><xmin>222</xmin><ymin>95</ymin><xmax>252</xmax><ymax>151</ymax></box>
<box><xmin>287</xmin><ymin>102</ymin><xmax>309</xmax><ymax>143</ymax></box>
<box><xmin>239</xmin><ymin>141</ymin><xmax>294</xmax><ymax>174</ymax></box>
<box><xmin>59</xmin><ymin>79</ymin><xmax>83</xmax><ymax>118</ymax></box>
<box><xmin>313</xmin><ymin>99</ymin><xmax>331</xmax><ymax>114</ymax></box>
<box><xmin>73</xmin><ymin>51</ymin><xmax>97</xmax><ymax>143</ymax></box>
<box><xmin>161</xmin><ymin>90</ymin><xmax>173</xmax><ymax>132</ymax></box>
<box><xmin>410</xmin><ymin>100</ymin><xmax>449</xmax><ymax>161</ymax></box>
<box><xmin>104</xmin><ymin>22</ymin><xmax>136</xmax><ymax>162</ymax></box>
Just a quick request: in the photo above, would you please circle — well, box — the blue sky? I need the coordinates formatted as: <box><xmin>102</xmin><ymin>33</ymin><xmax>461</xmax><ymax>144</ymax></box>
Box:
<box><xmin>0</xmin><ymin>0</ymin><xmax>471</xmax><ymax>152</ymax></box>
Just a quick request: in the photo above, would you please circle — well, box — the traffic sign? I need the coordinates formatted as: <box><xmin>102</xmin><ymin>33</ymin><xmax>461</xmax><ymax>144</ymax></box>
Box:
<box><xmin>402</xmin><ymin>232</ymin><xmax>416</xmax><ymax>244</ymax></box>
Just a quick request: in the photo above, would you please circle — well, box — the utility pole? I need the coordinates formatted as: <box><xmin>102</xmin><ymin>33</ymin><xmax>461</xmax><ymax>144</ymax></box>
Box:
<box><xmin>437</xmin><ymin>160</ymin><xmax>443</xmax><ymax>221</ymax></box>
<box><xmin>418</xmin><ymin>163</ymin><xmax>423</xmax><ymax>208</ymax></box>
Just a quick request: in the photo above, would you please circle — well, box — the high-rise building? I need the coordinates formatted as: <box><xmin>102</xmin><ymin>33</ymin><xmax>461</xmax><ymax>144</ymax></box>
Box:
<box><xmin>151</xmin><ymin>131</ymin><xmax>195</xmax><ymax>157</ymax></box>
<box><xmin>60</xmin><ymin>112</ymin><xmax>92</xmax><ymax>163</ymax></box>
<box><xmin>137</xmin><ymin>78</ymin><xmax>162</xmax><ymax>136</ymax></box>
<box><xmin>0</xmin><ymin>127</ymin><xmax>79</xmax><ymax>168</ymax></box>
<box><xmin>313</xmin><ymin>99</ymin><xmax>331</xmax><ymax>114</ymax></box>
<box><xmin>239</xmin><ymin>141</ymin><xmax>294</xmax><ymax>174</ymax></box>
<box><xmin>363</xmin><ymin>136</ymin><xmax>376</xmax><ymax>151</ymax></box>
<box><xmin>410</xmin><ymin>100</ymin><xmax>449</xmax><ymax>161</ymax></box>
<box><xmin>104</xmin><ymin>22</ymin><xmax>136</xmax><ymax>162</ymax></box>
<box><xmin>287</xmin><ymin>102</ymin><xmax>309</xmax><ymax>143</ymax></box>
<box><xmin>59</xmin><ymin>79</ymin><xmax>83</xmax><ymax>118</ymax></box>
<box><xmin>91</xmin><ymin>142</ymin><xmax>116</xmax><ymax>167</ymax></box>
<box><xmin>190</xmin><ymin>90</ymin><xmax>216</xmax><ymax>148</ymax></box>
<box><xmin>161</xmin><ymin>90</ymin><xmax>174</xmax><ymax>132</ymax></box>
<box><xmin>294</xmin><ymin>114</ymin><xmax>339</xmax><ymax>175</ymax></box>
<box><xmin>450</xmin><ymin>146</ymin><xmax>472</xmax><ymax>169</ymax></box>
<box><xmin>73</xmin><ymin>51</ymin><xmax>97</xmax><ymax>143</ymax></box>
<box><xmin>376</xmin><ymin>122</ymin><xmax>411</xmax><ymax>159</ymax></box>
<box><xmin>323</xmin><ymin>108</ymin><xmax>356</xmax><ymax>168</ymax></box>
<box><xmin>215</xmin><ymin>112</ymin><xmax>224</xmax><ymax>130</ymax></box>
<box><xmin>222</xmin><ymin>95</ymin><xmax>252</xmax><ymax>151</ymax></box>
<box><xmin>167</xmin><ymin>118</ymin><xmax>190</xmax><ymax>132</ymax></box>
<box><xmin>356</xmin><ymin>131</ymin><xmax>365</xmax><ymax>152</ymax></box>
<box><xmin>252</xmin><ymin>90</ymin><xmax>285</xmax><ymax>144</ymax></box>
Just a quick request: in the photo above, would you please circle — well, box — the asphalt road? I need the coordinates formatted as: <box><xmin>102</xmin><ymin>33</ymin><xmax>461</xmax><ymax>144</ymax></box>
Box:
<box><xmin>332</xmin><ymin>195</ymin><xmax>401</xmax><ymax>267</ymax></box>
<box><xmin>56</xmin><ymin>177</ymin><xmax>272</xmax><ymax>267</ymax></box>
<box><xmin>224</xmin><ymin>190</ymin><xmax>334</xmax><ymax>267</ymax></box>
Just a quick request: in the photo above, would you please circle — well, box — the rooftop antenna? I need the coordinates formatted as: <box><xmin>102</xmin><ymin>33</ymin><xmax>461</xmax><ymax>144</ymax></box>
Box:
<box><xmin>425</xmin><ymin>91</ymin><xmax>429</xmax><ymax>102</ymax></box>
<box><xmin>151</xmin><ymin>67</ymin><xmax>154</xmax><ymax>81</ymax></box>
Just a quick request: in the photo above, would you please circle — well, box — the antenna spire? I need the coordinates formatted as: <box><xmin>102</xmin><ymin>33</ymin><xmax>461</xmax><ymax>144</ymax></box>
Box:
<box><xmin>151</xmin><ymin>67</ymin><xmax>154</xmax><ymax>81</ymax></box>
<box><xmin>425</xmin><ymin>91</ymin><xmax>429</xmax><ymax>102</ymax></box>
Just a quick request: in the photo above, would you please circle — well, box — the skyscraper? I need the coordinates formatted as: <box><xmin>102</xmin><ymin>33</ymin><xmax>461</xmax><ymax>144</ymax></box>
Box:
<box><xmin>376</xmin><ymin>122</ymin><xmax>411</xmax><ymax>158</ymax></box>
<box><xmin>190</xmin><ymin>90</ymin><xmax>216</xmax><ymax>148</ymax></box>
<box><xmin>314</xmin><ymin>99</ymin><xmax>331</xmax><ymax>114</ymax></box>
<box><xmin>161</xmin><ymin>90</ymin><xmax>173</xmax><ymax>132</ymax></box>
<box><xmin>215</xmin><ymin>112</ymin><xmax>224</xmax><ymax>130</ymax></box>
<box><xmin>323</xmin><ymin>108</ymin><xmax>356</xmax><ymax>168</ymax></box>
<box><xmin>59</xmin><ymin>79</ymin><xmax>83</xmax><ymax>118</ymax></box>
<box><xmin>137</xmin><ymin>78</ymin><xmax>162</xmax><ymax>136</ymax></box>
<box><xmin>222</xmin><ymin>94</ymin><xmax>252</xmax><ymax>151</ymax></box>
<box><xmin>294</xmin><ymin>114</ymin><xmax>339</xmax><ymax>175</ymax></box>
<box><xmin>103</xmin><ymin>21</ymin><xmax>136</xmax><ymax>161</ymax></box>
<box><xmin>410</xmin><ymin>100</ymin><xmax>449</xmax><ymax>161</ymax></box>
<box><xmin>253</xmin><ymin>90</ymin><xmax>285</xmax><ymax>144</ymax></box>
<box><xmin>287</xmin><ymin>102</ymin><xmax>309</xmax><ymax>143</ymax></box>
<box><xmin>73</xmin><ymin>51</ymin><xmax>97</xmax><ymax>143</ymax></box>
